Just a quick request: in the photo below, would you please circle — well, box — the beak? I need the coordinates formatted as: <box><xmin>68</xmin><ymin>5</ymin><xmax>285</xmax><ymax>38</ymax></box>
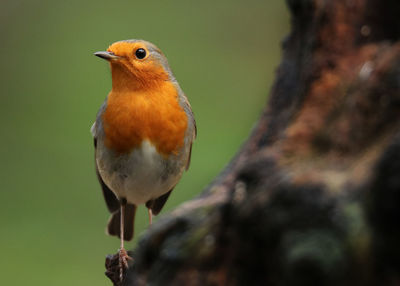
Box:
<box><xmin>94</xmin><ymin>51</ymin><xmax>121</xmax><ymax>61</ymax></box>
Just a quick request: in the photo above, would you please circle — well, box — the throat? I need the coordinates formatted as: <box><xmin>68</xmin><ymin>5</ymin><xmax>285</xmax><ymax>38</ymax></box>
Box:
<box><xmin>110</xmin><ymin>63</ymin><xmax>170</xmax><ymax>92</ymax></box>
<box><xmin>111</xmin><ymin>63</ymin><xmax>141</xmax><ymax>91</ymax></box>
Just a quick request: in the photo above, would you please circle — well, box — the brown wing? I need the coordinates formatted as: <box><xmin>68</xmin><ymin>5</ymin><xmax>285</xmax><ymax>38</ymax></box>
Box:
<box><xmin>186</xmin><ymin>142</ymin><xmax>194</xmax><ymax>171</ymax></box>
<box><xmin>145</xmin><ymin>189</ymin><xmax>173</xmax><ymax>216</ymax></box>
<box><xmin>181</xmin><ymin>93</ymin><xmax>197</xmax><ymax>170</ymax></box>
<box><xmin>94</xmin><ymin>138</ymin><xmax>119</xmax><ymax>213</ymax></box>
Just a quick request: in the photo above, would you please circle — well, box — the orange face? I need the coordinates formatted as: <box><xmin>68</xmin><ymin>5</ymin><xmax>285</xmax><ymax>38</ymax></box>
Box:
<box><xmin>105</xmin><ymin>41</ymin><xmax>170</xmax><ymax>89</ymax></box>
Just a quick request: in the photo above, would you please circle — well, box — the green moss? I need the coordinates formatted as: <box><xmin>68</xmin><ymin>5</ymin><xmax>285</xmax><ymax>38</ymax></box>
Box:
<box><xmin>343</xmin><ymin>202</ymin><xmax>372</xmax><ymax>263</ymax></box>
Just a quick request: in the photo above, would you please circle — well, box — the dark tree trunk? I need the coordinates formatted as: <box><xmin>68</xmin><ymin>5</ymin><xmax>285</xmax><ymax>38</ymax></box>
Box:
<box><xmin>106</xmin><ymin>0</ymin><xmax>400</xmax><ymax>285</ymax></box>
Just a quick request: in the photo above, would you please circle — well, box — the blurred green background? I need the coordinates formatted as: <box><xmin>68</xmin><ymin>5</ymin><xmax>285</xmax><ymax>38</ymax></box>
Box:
<box><xmin>0</xmin><ymin>1</ymin><xmax>288</xmax><ymax>285</ymax></box>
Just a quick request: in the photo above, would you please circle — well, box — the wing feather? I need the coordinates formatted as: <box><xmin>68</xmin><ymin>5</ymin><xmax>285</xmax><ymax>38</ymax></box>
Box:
<box><xmin>94</xmin><ymin>138</ymin><xmax>120</xmax><ymax>213</ymax></box>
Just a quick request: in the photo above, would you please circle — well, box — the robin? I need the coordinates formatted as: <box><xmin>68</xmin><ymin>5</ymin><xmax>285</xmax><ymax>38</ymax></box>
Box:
<box><xmin>91</xmin><ymin>39</ymin><xmax>196</xmax><ymax>278</ymax></box>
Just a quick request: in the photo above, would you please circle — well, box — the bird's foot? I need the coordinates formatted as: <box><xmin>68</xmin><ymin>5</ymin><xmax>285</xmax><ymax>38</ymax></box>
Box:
<box><xmin>118</xmin><ymin>248</ymin><xmax>132</xmax><ymax>281</ymax></box>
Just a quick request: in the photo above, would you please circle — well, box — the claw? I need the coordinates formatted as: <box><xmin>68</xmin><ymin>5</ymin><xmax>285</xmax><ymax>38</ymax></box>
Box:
<box><xmin>118</xmin><ymin>248</ymin><xmax>132</xmax><ymax>281</ymax></box>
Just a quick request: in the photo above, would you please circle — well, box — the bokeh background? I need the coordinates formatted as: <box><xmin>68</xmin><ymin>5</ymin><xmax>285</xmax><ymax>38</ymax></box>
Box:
<box><xmin>0</xmin><ymin>1</ymin><xmax>289</xmax><ymax>285</ymax></box>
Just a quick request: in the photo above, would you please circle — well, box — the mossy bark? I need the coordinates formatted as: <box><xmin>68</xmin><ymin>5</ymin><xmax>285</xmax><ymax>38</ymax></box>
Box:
<box><xmin>106</xmin><ymin>0</ymin><xmax>400</xmax><ymax>285</ymax></box>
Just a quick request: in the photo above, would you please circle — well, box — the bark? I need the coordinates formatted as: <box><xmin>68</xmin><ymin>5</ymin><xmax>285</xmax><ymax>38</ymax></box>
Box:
<box><xmin>106</xmin><ymin>0</ymin><xmax>400</xmax><ymax>285</ymax></box>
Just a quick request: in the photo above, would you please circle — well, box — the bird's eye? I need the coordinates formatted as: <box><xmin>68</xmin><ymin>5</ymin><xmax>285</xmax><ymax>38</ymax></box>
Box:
<box><xmin>135</xmin><ymin>48</ymin><xmax>147</xmax><ymax>59</ymax></box>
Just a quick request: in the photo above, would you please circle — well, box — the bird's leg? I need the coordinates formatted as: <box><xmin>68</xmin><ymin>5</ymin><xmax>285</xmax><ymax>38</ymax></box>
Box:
<box><xmin>148</xmin><ymin>208</ymin><xmax>153</xmax><ymax>225</ymax></box>
<box><xmin>119</xmin><ymin>201</ymin><xmax>132</xmax><ymax>281</ymax></box>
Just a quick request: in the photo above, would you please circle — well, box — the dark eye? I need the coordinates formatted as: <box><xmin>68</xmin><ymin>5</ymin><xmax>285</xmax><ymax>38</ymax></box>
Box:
<box><xmin>135</xmin><ymin>48</ymin><xmax>146</xmax><ymax>59</ymax></box>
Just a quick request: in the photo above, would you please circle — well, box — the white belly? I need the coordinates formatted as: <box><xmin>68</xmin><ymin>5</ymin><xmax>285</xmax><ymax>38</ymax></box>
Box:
<box><xmin>96</xmin><ymin>140</ymin><xmax>185</xmax><ymax>205</ymax></box>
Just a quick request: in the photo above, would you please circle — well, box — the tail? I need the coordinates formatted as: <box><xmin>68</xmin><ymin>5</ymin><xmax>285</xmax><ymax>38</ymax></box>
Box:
<box><xmin>107</xmin><ymin>204</ymin><xmax>137</xmax><ymax>241</ymax></box>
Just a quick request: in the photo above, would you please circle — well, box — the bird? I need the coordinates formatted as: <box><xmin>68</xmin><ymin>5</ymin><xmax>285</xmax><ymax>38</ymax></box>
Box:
<box><xmin>91</xmin><ymin>39</ymin><xmax>196</xmax><ymax>279</ymax></box>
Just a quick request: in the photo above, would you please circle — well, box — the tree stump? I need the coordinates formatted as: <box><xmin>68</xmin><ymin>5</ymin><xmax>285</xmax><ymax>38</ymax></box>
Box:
<box><xmin>106</xmin><ymin>0</ymin><xmax>400</xmax><ymax>285</ymax></box>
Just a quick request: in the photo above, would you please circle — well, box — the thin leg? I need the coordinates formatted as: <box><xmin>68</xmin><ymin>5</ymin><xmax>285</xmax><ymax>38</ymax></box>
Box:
<box><xmin>120</xmin><ymin>204</ymin><xmax>125</xmax><ymax>250</ymax></box>
<box><xmin>148</xmin><ymin>208</ymin><xmax>153</xmax><ymax>225</ymax></box>
<box><xmin>119</xmin><ymin>204</ymin><xmax>125</xmax><ymax>281</ymax></box>
<box><xmin>118</xmin><ymin>203</ymin><xmax>132</xmax><ymax>281</ymax></box>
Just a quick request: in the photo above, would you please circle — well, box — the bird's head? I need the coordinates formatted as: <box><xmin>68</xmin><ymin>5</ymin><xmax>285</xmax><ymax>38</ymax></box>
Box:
<box><xmin>95</xmin><ymin>40</ymin><xmax>174</xmax><ymax>90</ymax></box>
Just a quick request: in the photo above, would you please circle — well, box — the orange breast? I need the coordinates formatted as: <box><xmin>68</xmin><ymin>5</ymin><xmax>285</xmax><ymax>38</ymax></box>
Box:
<box><xmin>102</xmin><ymin>82</ymin><xmax>188</xmax><ymax>156</ymax></box>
